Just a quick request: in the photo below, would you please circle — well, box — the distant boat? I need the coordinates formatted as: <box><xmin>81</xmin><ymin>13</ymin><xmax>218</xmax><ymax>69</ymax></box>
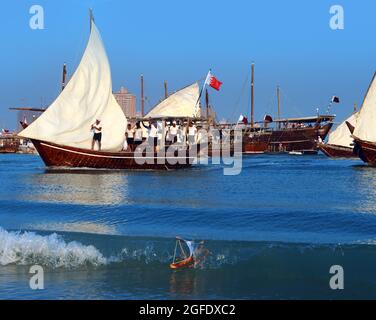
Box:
<box><xmin>348</xmin><ymin>73</ymin><xmax>376</xmax><ymax>166</ymax></box>
<box><xmin>318</xmin><ymin>112</ymin><xmax>358</xmax><ymax>159</ymax></box>
<box><xmin>351</xmin><ymin>73</ymin><xmax>376</xmax><ymax>165</ymax></box>
<box><xmin>288</xmin><ymin>151</ymin><xmax>303</xmax><ymax>156</ymax></box>
<box><xmin>18</xmin><ymin>14</ymin><xmax>195</xmax><ymax>170</ymax></box>
<box><xmin>239</xmin><ymin>64</ymin><xmax>334</xmax><ymax>154</ymax></box>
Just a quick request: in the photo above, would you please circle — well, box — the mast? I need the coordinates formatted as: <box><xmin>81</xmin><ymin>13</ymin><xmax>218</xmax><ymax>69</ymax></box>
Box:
<box><xmin>277</xmin><ymin>85</ymin><xmax>281</xmax><ymax>128</ymax></box>
<box><xmin>89</xmin><ymin>9</ymin><xmax>94</xmax><ymax>30</ymax></box>
<box><xmin>164</xmin><ymin>80</ymin><xmax>168</xmax><ymax>99</ymax></box>
<box><xmin>205</xmin><ymin>89</ymin><xmax>209</xmax><ymax>120</ymax></box>
<box><xmin>61</xmin><ymin>63</ymin><xmax>67</xmax><ymax>91</ymax></box>
<box><xmin>141</xmin><ymin>74</ymin><xmax>145</xmax><ymax>117</ymax></box>
<box><xmin>251</xmin><ymin>63</ymin><xmax>255</xmax><ymax>128</ymax></box>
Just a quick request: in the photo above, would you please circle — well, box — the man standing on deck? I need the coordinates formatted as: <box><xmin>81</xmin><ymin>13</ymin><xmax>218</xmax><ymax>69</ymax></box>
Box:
<box><xmin>91</xmin><ymin>119</ymin><xmax>102</xmax><ymax>151</ymax></box>
<box><xmin>169</xmin><ymin>121</ymin><xmax>179</xmax><ymax>143</ymax></box>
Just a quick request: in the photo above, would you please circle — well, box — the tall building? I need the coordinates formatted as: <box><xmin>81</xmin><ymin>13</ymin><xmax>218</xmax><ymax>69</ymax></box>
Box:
<box><xmin>113</xmin><ymin>87</ymin><xmax>136</xmax><ymax>118</ymax></box>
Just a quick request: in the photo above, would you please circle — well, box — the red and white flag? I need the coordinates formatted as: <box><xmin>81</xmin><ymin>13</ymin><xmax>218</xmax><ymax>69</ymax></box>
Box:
<box><xmin>205</xmin><ymin>71</ymin><xmax>223</xmax><ymax>91</ymax></box>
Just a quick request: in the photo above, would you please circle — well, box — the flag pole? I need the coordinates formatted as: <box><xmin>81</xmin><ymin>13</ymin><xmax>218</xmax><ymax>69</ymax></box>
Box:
<box><xmin>195</xmin><ymin>70</ymin><xmax>211</xmax><ymax>108</ymax></box>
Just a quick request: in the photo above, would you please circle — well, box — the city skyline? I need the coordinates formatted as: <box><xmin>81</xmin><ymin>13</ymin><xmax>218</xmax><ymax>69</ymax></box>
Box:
<box><xmin>1</xmin><ymin>0</ymin><xmax>376</xmax><ymax>129</ymax></box>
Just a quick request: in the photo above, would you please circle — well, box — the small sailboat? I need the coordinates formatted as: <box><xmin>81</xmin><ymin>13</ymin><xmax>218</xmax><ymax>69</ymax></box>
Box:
<box><xmin>18</xmin><ymin>13</ymin><xmax>195</xmax><ymax>170</ymax></box>
<box><xmin>288</xmin><ymin>151</ymin><xmax>303</xmax><ymax>156</ymax></box>
<box><xmin>349</xmin><ymin>73</ymin><xmax>376</xmax><ymax>165</ymax></box>
<box><xmin>318</xmin><ymin>111</ymin><xmax>359</xmax><ymax>158</ymax></box>
<box><xmin>170</xmin><ymin>237</ymin><xmax>195</xmax><ymax>270</ymax></box>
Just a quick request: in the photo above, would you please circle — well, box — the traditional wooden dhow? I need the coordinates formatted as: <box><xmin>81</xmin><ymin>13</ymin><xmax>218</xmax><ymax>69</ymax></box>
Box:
<box><xmin>242</xmin><ymin>116</ymin><xmax>334</xmax><ymax>154</ymax></box>
<box><xmin>318</xmin><ymin>143</ymin><xmax>355</xmax><ymax>158</ymax></box>
<box><xmin>0</xmin><ymin>134</ymin><xmax>20</xmax><ymax>153</ymax></box>
<box><xmin>352</xmin><ymin>137</ymin><xmax>376</xmax><ymax>165</ymax></box>
<box><xmin>350</xmin><ymin>73</ymin><xmax>376</xmax><ymax>165</ymax></box>
<box><xmin>238</xmin><ymin>63</ymin><xmax>335</xmax><ymax>154</ymax></box>
<box><xmin>31</xmin><ymin>139</ymin><xmax>194</xmax><ymax>170</ymax></box>
<box><xmin>318</xmin><ymin>111</ymin><xmax>358</xmax><ymax>158</ymax></box>
<box><xmin>18</xmin><ymin>14</ymin><xmax>197</xmax><ymax>170</ymax></box>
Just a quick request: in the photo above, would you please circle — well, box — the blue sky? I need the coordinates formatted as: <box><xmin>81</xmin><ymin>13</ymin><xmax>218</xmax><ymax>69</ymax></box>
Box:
<box><xmin>1</xmin><ymin>0</ymin><xmax>375</xmax><ymax>129</ymax></box>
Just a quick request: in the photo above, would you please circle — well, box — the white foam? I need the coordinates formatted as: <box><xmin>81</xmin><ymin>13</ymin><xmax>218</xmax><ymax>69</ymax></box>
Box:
<box><xmin>0</xmin><ymin>227</ymin><xmax>107</xmax><ymax>268</ymax></box>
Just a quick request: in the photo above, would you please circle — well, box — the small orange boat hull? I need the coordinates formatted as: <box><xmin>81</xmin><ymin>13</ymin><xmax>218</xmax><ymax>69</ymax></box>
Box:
<box><xmin>169</xmin><ymin>256</ymin><xmax>194</xmax><ymax>269</ymax></box>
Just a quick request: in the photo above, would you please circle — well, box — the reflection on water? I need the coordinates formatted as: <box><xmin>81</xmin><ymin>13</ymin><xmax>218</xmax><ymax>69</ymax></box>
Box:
<box><xmin>26</xmin><ymin>221</ymin><xmax>119</xmax><ymax>235</ymax></box>
<box><xmin>353</xmin><ymin>166</ymin><xmax>376</xmax><ymax>214</ymax></box>
<box><xmin>23</xmin><ymin>170</ymin><xmax>129</xmax><ymax>206</ymax></box>
<box><xmin>169</xmin><ymin>270</ymin><xmax>199</xmax><ymax>297</ymax></box>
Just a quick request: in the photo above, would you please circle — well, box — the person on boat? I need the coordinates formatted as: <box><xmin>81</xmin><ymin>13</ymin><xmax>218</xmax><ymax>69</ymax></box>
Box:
<box><xmin>187</xmin><ymin>121</ymin><xmax>197</xmax><ymax>147</ymax></box>
<box><xmin>125</xmin><ymin>123</ymin><xmax>134</xmax><ymax>151</ymax></box>
<box><xmin>169</xmin><ymin>121</ymin><xmax>179</xmax><ymax>143</ymax></box>
<box><xmin>91</xmin><ymin>119</ymin><xmax>102</xmax><ymax>151</ymax></box>
<box><xmin>142</xmin><ymin>119</ymin><xmax>159</xmax><ymax>152</ymax></box>
<box><xmin>133</xmin><ymin>122</ymin><xmax>143</xmax><ymax>149</ymax></box>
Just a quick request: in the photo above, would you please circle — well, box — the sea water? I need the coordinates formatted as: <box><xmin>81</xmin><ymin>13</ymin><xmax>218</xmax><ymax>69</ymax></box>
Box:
<box><xmin>1</xmin><ymin>153</ymin><xmax>376</xmax><ymax>299</ymax></box>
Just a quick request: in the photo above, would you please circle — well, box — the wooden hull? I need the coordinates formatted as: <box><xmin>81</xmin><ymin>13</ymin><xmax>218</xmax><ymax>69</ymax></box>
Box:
<box><xmin>170</xmin><ymin>256</ymin><xmax>194</xmax><ymax>270</ymax></box>
<box><xmin>243</xmin><ymin>123</ymin><xmax>333</xmax><ymax>154</ymax></box>
<box><xmin>31</xmin><ymin>140</ymin><xmax>194</xmax><ymax>170</ymax></box>
<box><xmin>353</xmin><ymin>137</ymin><xmax>376</xmax><ymax>165</ymax></box>
<box><xmin>318</xmin><ymin>143</ymin><xmax>356</xmax><ymax>158</ymax></box>
<box><xmin>243</xmin><ymin>139</ymin><xmax>268</xmax><ymax>154</ymax></box>
<box><xmin>0</xmin><ymin>136</ymin><xmax>20</xmax><ymax>154</ymax></box>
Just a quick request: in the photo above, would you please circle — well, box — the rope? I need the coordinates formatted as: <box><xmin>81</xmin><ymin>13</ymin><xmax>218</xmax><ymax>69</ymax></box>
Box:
<box><xmin>179</xmin><ymin>240</ymin><xmax>187</xmax><ymax>259</ymax></box>
<box><xmin>172</xmin><ymin>239</ymin><xmax>178</xmax><ymax>264</ymax></box>
<box><xmin>228</xmin><ymin>71</ymin><xmax>250</xmax><ymax>122</ymax></box>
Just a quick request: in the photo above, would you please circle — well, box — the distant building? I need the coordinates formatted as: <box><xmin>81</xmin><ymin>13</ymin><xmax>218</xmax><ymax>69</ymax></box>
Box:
<box><xmin>113</xmin><ymin>87</ymin><xmax>136</xmax><ymax>118</ymax></box>
<box><xmin>17</xmin><ymin>109</ymin><xmax>43</xmax><ymax>132</ymax></box>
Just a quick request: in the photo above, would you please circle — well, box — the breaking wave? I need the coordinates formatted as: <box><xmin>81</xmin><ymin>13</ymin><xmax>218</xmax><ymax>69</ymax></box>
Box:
<box><xmin>0</xmin><ymin>228</ymin><xmax>108</xmax><ymax>268</ymax></box>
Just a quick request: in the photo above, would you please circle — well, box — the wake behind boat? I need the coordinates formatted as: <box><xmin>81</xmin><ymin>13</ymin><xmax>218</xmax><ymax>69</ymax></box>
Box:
<box><xmin>18</xmin><ymin>13</ymin><xmax>197</xmax><ymax>170</ymax></box>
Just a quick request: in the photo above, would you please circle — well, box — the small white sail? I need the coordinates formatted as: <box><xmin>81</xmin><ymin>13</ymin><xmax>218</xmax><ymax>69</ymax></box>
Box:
<box><xmin>328</xmin><ymin>112</ymin><xmax>358</xmax><ymax>147</ymax></box>
<box><xmin>19</xmin><ymin>21</ymin><xmax>127</xmax><ymax>151</ymax></box>
<box><xmin>353</xmin><ymin>73</ymin><xmax>376</xmax><ymax>142</ymax></box>
<box><xmin>145</xmin><ymin>83</ymin><xmax>201</xmax><ymax>119</ymax></box>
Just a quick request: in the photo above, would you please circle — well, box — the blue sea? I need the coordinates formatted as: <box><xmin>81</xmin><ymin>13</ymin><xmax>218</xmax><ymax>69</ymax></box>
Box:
<box><xmin>1</xmin><ymin>153</ymin><xmax>376</xmax><ymax>299</ymax></box>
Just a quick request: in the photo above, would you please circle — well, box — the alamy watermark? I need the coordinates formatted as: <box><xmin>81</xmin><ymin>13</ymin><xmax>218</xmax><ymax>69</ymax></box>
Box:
<box><xmin>329</xmin><ymin>5</ymin><xmax>344</xmax><ymax>30</ymax></box>
<box><xmin>133</xmin><ymin>127</ymin><xmax>243</xmax><ymax>176</ymax></box>
<box><xmin>29</xmin><ymin>5</ymin><xmax>44</xmax><ymax>30</ymax></box>
<box><xmin>329</xmin><ymin>265</ymin><xmax>344</xmax><ymax>290</ymax></box>
<box><xmin>29</xmin><ymin>265</ymin><xmax>44</xmax><ymax>290</ymax></box>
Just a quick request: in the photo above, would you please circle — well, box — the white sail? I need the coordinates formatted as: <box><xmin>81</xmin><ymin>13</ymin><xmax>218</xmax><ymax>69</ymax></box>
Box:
<box><xmin>19</xmin><ymin>21</ymin><xmax>127</xmax><ymax>151</ymax></box>
<box><xmin>145</xmin><ymin>83</ymin><xmax>201</xmax><ymax>118</ymax></box>
<box><xmin>328</xmin><ymin>112</ymin><xmax>358</xmax><ymax>147</ymax></box>
<box><xmin>353</xmin><ymin>73</ymin><xmax>376</xmax><ymax>142</ymax></box>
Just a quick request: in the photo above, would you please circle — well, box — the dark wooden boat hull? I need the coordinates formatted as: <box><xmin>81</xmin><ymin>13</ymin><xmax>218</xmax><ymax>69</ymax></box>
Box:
<box><xmin>243</xmin><ymin>122</ymin><xmax>333</xmax><ymax>154</ymax></box>
<box><xmin>31</xmin><ymin>139</ymin><xmax>194</xmax><ymax>170</ymax></box>
<box><xmin>0</xmin><ymin>136</ymin><xmax>20</xmax><ymax>153</ymax></box>
<box><xmin>243</xmin><ymin>140</ymin><xmax>268</xmax><ymax>154</ymax></box>
<box><xmin>353</xmin><ymin>137</ymin><xmax>376</xmax><ymax>165</ymax></box>
<box><xmin>318</xmin><ymin>143</ymin><xmax>356</xmax><ymax>158</ymax></box>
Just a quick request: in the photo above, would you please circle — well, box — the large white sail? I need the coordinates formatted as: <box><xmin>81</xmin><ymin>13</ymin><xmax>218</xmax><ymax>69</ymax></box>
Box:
<box><xmin>328</xmin><ymin>112</ymin><xmax>358</xmax><ymax>147</ymax></box>
<box><xmin>19</xmin><ymin>21</ymin><xmax>127</xmax><ymax>151</ymax></box>
<box><xmin>145</xmin><ymin>83</ymin><xmax>201</xmax><ymax>118</ymax></box>
<box><xmin>353</xmin><ymin>73</ymin><xmax>376</xmax><ymax>142</ymax></box>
